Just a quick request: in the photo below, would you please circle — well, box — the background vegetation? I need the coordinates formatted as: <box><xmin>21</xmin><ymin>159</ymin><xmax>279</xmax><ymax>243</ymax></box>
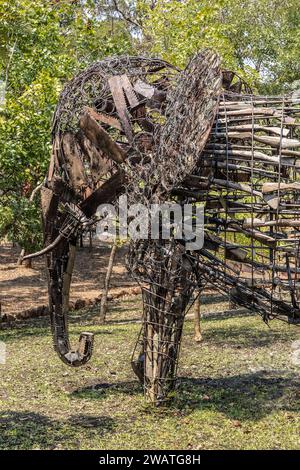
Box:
<box><xmin>1</xmin><ymin>0</ymin><xmax>300</xmax><ymax>252</ymax></box>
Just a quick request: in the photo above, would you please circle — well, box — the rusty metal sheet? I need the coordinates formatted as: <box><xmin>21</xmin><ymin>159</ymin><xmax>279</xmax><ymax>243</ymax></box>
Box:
<box><xmin>120</xmin><ymin>74</ymin><xmax>140</xmax><ymax>109</ymax></box>
<box><xmin>84</xmin><ymin>106</ymin><xmax>122</xmax><ymax>131</ymax></box>
<box><xmin>108</xmin><ymin>75</ymin><xmax>133</xmax><ymax>142</ymax></box>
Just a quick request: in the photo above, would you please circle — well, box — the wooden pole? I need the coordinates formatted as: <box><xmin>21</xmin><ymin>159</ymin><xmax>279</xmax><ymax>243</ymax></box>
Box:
<box><xmin>194</xmin><ymin>294</ymin><xmax>202</xmax><ymax>342</ymax></box>
<box><xmin>99</xmin><ymin>241</ymin><xmax>118</xmax><ymax>324</ymax></box>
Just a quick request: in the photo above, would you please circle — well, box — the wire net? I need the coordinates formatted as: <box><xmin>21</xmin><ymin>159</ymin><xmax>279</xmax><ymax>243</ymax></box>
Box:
<box><xmin>177</xmin><ymin>91</ymin><xmax>300</xmax><ymax>324</ymax></box>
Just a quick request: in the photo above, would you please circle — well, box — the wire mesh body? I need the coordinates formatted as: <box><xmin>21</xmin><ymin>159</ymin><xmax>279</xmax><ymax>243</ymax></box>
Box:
<box><xmin>178</xmin><ymin>91</ymin><xmax>300</xmax><ymax>323</ymax></box>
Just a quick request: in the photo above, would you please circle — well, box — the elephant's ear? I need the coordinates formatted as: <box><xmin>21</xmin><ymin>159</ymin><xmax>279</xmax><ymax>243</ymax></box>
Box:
<box><xmin>156</xmin><ymin>49</ymin><xmax>222</xmax><ymax>195</ymax></box>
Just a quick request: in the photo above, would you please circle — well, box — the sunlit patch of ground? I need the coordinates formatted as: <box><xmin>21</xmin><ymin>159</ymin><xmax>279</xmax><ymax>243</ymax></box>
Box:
<box><xmin>0</xmin><ymin>242</ymin><xmax>134</xmax><ymax>316</ymax></box>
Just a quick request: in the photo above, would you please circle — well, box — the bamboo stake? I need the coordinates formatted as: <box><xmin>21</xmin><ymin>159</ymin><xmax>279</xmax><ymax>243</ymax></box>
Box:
<box><xmin>99</xmin><ymin>241</ymin><xmax>118</xmax><ymax>324</ymax></box>
<box><xmin>194</xmin><ymin>294</ymin><xmax>202</xmax><ymax>342</ymax></box>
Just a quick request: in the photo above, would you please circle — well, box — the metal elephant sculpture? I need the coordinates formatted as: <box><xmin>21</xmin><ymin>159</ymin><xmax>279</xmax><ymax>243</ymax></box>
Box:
<box><xmin>24</xmin><ymin>50</ymin><xmax>300</xmax><ymax>405</ymax></box>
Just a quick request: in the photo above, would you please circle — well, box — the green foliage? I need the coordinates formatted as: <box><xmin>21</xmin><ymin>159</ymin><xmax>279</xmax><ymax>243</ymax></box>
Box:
<box><xmin>1</xmin><ymin>0</ymin><xmax>300</xmax><ymax>253</ymax></box>
<box><xmin>140</xmin><ymin>1</ymin><xmax>235</xmax><ymax>68</ymax></box>
<box><xmin>0</xmin><ymin>0</ymin><xmax>134</xmax><ymax>252</ymax></box>
<box><xmin>0</xmin><ymin>195</ymin><xmax>42</xmax><ymax>252</ymax></box>
<box><xmin>140</xmin><ymin>0</ymin><xmax>300</xmax><ymax>92</ymax></box>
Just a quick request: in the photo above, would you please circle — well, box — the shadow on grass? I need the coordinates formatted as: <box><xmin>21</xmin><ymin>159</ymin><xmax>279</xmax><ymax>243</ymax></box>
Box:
<box><xmin>0</xmin><ymin>411</ymin><xmax>116</xmax><ymax>450</ymax></box>
<box><xmin>200</xmin><ymin>324</ymin><xmax>298</xmax><ymax>349</ymax></box>
<box><xmin>71</xmin><ymin>380</ymin><xmax>142</xmax><ymax>400</ymax></box>
<box><xmin>175</xmin><ymin>371</ymin><xmax>300</xmax><ymax>421</ymax></box>
<box><xmin>0</xmin><ymin>273</ymin><xmax>43</xmax><ymax>288</ymax></box>
<box><xmin>71</xmin><ymin>371</ymin><xmax>300</xmax><ymax>423</ymax></box>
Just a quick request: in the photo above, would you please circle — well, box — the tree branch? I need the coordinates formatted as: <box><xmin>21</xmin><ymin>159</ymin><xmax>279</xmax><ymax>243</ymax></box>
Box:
<box><xmin>5</xmin><ymin>38</ymin><xmax>17</xmax><ymax>92</ymax></box>
<box><xmin>112</xmin><ymin>0</ymin><xmax>141</xmax><ymax>29</ymax></box>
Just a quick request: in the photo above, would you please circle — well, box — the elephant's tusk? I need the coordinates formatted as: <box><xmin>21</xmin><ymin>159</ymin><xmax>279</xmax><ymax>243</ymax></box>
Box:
<box><xmin>22</xmin><ymin>233</ymin><xmax>65</xmax><ymax>261</ymax></box>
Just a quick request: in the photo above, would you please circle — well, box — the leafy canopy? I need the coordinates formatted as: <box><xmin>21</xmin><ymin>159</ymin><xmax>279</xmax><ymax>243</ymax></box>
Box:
<box><xmin>1</xmin><ymin>0</ymin><xmax>300</xmax><ymax>252</ymax></box>
<box><xmin>0</xmin><ymin>0</ymin><xmax>134</xmax><ymax>251</ymax></box>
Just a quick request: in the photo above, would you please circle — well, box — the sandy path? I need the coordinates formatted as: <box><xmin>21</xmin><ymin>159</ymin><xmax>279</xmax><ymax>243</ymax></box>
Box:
<box><xmin>0</xmin><ymin>242</ymin><xmax>135</xmax><ymax>316</ymax></box>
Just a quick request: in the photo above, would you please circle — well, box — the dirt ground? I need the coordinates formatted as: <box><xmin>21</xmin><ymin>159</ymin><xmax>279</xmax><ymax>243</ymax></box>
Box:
<box><xmin>0</xmin><ymin>241</ymin><xmax>136</xmax><ymax>317</ymax></box>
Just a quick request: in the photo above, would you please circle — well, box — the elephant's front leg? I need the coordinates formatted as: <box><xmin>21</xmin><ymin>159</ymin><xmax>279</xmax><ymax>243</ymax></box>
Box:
<box><xmin>131</xmin><ymin>242</ymin><xmax>197</xmax><ymax>405</ymax></box>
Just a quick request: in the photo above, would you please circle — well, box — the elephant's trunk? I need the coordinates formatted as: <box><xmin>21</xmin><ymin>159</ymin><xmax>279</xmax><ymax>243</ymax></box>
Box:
<box><xmin>53</xmin><ymin>330</ymin><xmax>94</xmax><ymax>367</ymax></box>
<box><xmin>48</xmin><ymin>242</ymin><xmax>94</xmax><ymax>367</ymax></box>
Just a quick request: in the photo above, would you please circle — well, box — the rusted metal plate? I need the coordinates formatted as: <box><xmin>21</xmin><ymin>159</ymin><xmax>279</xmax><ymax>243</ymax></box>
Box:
<box><xmin>83</xmin><ymin>106</ymin><xmax>122</xmax><ymax>131</ymax></box>
<box><xmin>108</xmin><ymin>75</ymin><xmax>134</xmax><ymax>142</ymax></box>
<box><xmin>79</xmin><ymin>112</ymin><xmax>126</xmax><ymax>164</ymax></box>
<box><xmin>120</xmin><ymin>74</ymin><xmax>140</xmax><ymax>109</ymax></box>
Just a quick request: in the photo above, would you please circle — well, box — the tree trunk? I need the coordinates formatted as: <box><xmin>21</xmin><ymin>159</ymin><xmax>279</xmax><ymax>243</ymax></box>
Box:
<box><xmin>194</xmin><ymin>294</ymin><xmax>202</xmax><ymax>342</ymax></box>
<box><xmin>17</xmin><ymin>248</ymin><xmax>25</xmax><ymax>266</ymax></box>
<box><xmin>23</xmin><ymin>257</ymin><xmax>32</xmax><ymax>269</ymax></box>
<box><xmin>17</xmin><ymin>181</ymin><xmax>43</xmax><ymax>267</ymax></box>
<box><xmin>99</xmin><ymin>242</ymin><xmax>118</xmax><ymax>323</ymax></box>
<box><xmin>17</xmin><ymin>249</ymin><xmax>32</xmax><ymax>268</ymax></box>
<box><xmin>89</xmin><ymin>230</ymin><xmax>93</xmax><ymax>252</ymax></box>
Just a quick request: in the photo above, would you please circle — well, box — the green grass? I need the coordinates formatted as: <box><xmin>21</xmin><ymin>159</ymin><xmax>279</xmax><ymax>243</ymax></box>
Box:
<box><xmin>0</xmin><ymin>296</ymin><xmax>300</xmax><ymax>450</ymax></box>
